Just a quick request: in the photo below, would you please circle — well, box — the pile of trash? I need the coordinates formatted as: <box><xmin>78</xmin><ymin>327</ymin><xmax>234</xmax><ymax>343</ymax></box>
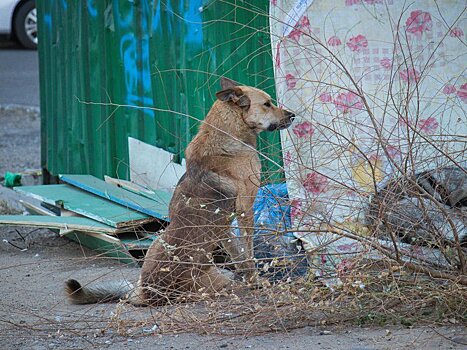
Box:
<box><xmin>0</xmin><ymin>174</ymin><xmax>171</xmax><ymax>264</ymax></box>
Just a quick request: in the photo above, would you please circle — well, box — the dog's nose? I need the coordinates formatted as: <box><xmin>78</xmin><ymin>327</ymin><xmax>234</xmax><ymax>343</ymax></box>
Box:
<box><xmin>285</xmin><ymin>111</ymin><xmax>295</xmax><ymax>121</ymax></box>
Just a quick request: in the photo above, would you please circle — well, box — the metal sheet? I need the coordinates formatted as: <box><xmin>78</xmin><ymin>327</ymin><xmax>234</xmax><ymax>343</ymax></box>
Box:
<box><xmin>37</xmin><ymin>1</ymin><xmax>283</xmax><ymax>184</ymax></box>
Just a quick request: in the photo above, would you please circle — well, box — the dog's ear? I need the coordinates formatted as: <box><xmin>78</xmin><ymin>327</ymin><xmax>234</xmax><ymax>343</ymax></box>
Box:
<box><xmin>215</xmin><ymin>88</ymin><xmax>238</xmax><ymax>102</ymax></box>
<box><xmin>236</xmin><ymin>94</ymin><xmax>251</xmax><ymax>110</ymax></box>
<box><xmin>216</xmin><ymin>87</ymin><xmax>251</xmax><ymax>110</ymax></box>
<box><xmin>220</xmin><ymin>77</ymin><xmax>240</xmax><ymax>90</ymax></box>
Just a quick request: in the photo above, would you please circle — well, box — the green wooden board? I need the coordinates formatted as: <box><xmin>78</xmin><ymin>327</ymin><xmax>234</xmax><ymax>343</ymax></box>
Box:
<box><xmin>15</xmin><ymin>184</ymin><xmax>152</xmax><ymax>228</ymax></box>
<box><xmin>60</xmin><ymin>174</ymin><xmax>171</xmax><ymax>220</ymax></box>
<box><xmin>0</xmin><ymin>215</ymin><xmax>120</xmax><ymax>234</ymax></box>
<box><xmin>66</xmin><ymin>231</ymin><xmax>137</xmax><ymax>265</ymax></box>
<box><xmin>66</xmin><ymin>231</ymin><xmax>156</xmax><ymax>265</ymax></box>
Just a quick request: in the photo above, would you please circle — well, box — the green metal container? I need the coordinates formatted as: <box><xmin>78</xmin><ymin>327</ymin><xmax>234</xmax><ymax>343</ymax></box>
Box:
<box><xmin>37</xmin><ymin>0</ymin><xmax>283</xmax><ymax>184</ymax></box>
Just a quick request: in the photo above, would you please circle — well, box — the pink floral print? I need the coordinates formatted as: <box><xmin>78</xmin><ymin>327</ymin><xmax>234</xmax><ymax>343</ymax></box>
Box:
<box><xmin>346</xmin><ymin>0</ymin><xmax>384</xmax><ymax>5</ymax></box>
<box><xmin>398</xmin><ymin>116</ymin><xmax>410</xmax><ymax>128</ymax></box>
<box><xmin>320</xmin><ymin>254</ymin><xmax>327</xmax><ymax>265</ymax></box>
<box><xmin>380</xmin><ymin>58</ymin><xmax>392</xmax><ymax>69</ymax></box>
<box><xmin>345</xmin><ymin>0</ymin><xmax>361</xmax><ymax>5</ymax></box>
<box><xmin>386</xmin><ymin>145</ymin><xmax>401</xmax><ymax>159</ymax></box>
<box><xmin>442</xmin><ymin>84</ymin><xmax>456</xmax><ymax>95</ymax></box>
<box><xmin>288</xmin><ymin>29</ymin><xmax>302</xmax><ymax>41</ymax></box>
<box><xmin>337</xmin><ymin>259</ymin><xmax>354</xmax><ymax>277</ymax></box>
<box><xmin>337</xmin><ymin>242</ymin><xmax>359</xmax><ymax>252</ymax></box>
<box><xmin>334</xmin><ymin>91</ymin><xmax>364</xmax><ymax>113</ymax></box>
<box><xmin>327</xmin><ymin>36</ymin><xmax>342</xmax><ymax>46</ymax></box>
<box><xmin>449</xmin><ymin>27</ymin><xmax>464</xmax><ymax>38</ymax></box>
<box><xmin>347</xmin><ymin>34</ymin><xmax>368</xmax><ymax>52</ymax></box>
<box><xmin>290</xmin><ymin>199</ymin><xmax>302</xmax><ymax>221</ymax></box>
<box><xmin>457</xmin><ymin>83</ymin><xmax>467</xmax><ymax>102</ymax></box>
<box><xmin>405</xmin><ymin>10</ymin><xmax>432</xmax><ymax>37</ymax></box>
<box><xmin>275</xmin><ymin>42</ymin><xmax>281</xmax><ymax>69</ymax></box>
<box><xmin>284</xmin><ymin>151</ymin><xmax>293</xmax><ymax>166</ymax></box>
<box><xmin>417</xmin><ymin>117</ymin><xmax>439</xmax><ymax>134</ymax></box>
<box><xmin>319</xmin><ymin>92</ymin><xmax>332</xmax><ymax>103</ymax></box>
<box><xmin>288</xmin><ymin>16</ymin><xmax>311</xmax><ymax>42</ymax></box>
<box><xmin>363</xmin><ymin>0</ymin><xmax>384</xmax><ymax>4</ymax></box>
<box><xmin>293</xmin><ymin>121</ymin><xmax>314</xmax><ymax>138</ymax></box>
<box><xmin>286</xmin><ymin>73</ymin><xmax>298</xmax><ymax>89</ymax></box>
<box><xmin>399</xmin><ymin>68</ymin><xmax>420</xmax><ymax>83</ymax></box>
<box><xmin>303</xmin><ymin>172</ymin><xmax>328</xmax><ymax>194</ymax></box>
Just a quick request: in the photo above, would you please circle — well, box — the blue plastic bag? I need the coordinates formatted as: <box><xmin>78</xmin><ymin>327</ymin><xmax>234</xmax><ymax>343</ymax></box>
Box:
<box><xmin>232</xmin><ymin>183</ymin><xmax>307</xmax><ymax>280</ymax></box>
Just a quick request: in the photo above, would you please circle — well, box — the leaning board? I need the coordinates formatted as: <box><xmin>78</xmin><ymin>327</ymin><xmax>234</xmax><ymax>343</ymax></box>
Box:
<box><xmin>60</xmin><ymin>174</ymin><xmax>172</xmax><ymax>220</ymax></box>
<box><xmin>0</xmin><ymin>215</ymin><xmax>121</xmax><ymax>234</ymax></box>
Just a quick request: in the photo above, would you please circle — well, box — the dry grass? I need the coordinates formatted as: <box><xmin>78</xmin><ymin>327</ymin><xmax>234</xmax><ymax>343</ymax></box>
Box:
<box><xmin>104</xmin><ymin>261</ymin><xmax>466</xmax><ymax>337</ymax></box>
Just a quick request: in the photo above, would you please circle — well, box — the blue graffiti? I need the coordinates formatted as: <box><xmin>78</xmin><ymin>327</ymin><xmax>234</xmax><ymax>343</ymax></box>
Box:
<box><xmin>87</xmin><ymin>0</ymin><xmax>97</xmax><ymax>17</ymax></box>
<box><xmin>152</xmin><ymin>0</ymin><xmax>162</xmax><ymax>33</ymax></box>
<box><xmin>152</xmin><ymin>1</ymin><xmax>203</xmax><ymax>47</ymax></box>
<box><xmin>43</xmin><ymin>13</ymin><xmax>52</xmax><ymax>29</ymax></box>
<box><xmin>43</xmin><ymin>0</ymin><xmax>68</xmax><ymax>36</ymax></box>
<box><xmin>59</xmin><ymin>0</ymin><xmax>67</xmax><ymax>10</ymax></box>
<box><xmin>116</xmin><ymin>0</ymin><xmax>154</xmax><ymax>117</ymax></box>
<box><xmin>44</xmin><ymin>0</ymin><xmax>68</xmax><ymax>35</ymax></box>
<box><xmin>183</xmin><ymin>0</ymin><xmax>203</xmax><ymax>45</ymax></box>
<box><xmin>112</xmin><ymin>0</ymin><xmax>134</xmax><ymax>29</ymax></box>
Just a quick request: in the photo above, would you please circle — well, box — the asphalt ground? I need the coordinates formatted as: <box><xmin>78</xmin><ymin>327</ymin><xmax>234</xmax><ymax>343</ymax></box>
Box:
<box><xmin>0</xmin><ymin>35</ymin><xmax>39</xmax><ymax>107</ymax></box>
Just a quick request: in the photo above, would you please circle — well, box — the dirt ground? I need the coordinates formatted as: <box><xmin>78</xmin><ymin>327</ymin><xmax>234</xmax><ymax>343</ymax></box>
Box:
<box><xmin>0</xmin><ymin>107</ymin><xmax>466</xmax><ymax>349</ymax></box>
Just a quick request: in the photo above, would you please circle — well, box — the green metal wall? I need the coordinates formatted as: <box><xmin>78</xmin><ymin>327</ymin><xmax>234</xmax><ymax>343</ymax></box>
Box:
<box><xmin>37</xmin><ymin>0</ymin><xmax>283</xmax><ymax>184</ymax></box>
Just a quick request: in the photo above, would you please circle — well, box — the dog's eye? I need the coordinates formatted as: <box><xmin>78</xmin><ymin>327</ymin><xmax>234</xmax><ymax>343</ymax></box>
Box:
<box><xmin>264</xmin><ymin>102</ymin><xmax>272</xmax><ymax>107</ymax></box>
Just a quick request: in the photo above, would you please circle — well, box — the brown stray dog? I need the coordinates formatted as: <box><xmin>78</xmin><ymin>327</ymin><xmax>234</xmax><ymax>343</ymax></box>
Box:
<box><xmin>65</xmin><ymin>77</ymin><xmax>295</xmax><ymax>305</ymax></box>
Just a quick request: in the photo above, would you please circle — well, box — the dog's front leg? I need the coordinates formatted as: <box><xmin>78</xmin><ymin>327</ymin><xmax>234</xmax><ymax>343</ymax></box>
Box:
<box><xmin>233</xmin><ymin>183</ymin><xmax>258</xmax><ymax>284</ymax></box>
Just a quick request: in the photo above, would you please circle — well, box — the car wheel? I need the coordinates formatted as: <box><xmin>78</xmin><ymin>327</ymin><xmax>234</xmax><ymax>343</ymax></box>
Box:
<box><xmin>14</xmin><ymin>1</ymin><xmax>37</xmax><ymax>50</ymax></box>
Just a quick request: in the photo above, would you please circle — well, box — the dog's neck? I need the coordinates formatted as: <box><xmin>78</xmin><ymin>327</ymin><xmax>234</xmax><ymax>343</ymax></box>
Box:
<box><xmin>186</xmin><ymin>101</ymin><xmax>258</xmax><ymax>159</ymax></box>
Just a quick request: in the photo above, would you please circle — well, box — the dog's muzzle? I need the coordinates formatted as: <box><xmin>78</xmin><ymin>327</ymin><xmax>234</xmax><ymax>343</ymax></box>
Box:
<box><xmin>269</xmin><ymin>111</ymin><xmax>295</xmax><ymax>131</ymax></box>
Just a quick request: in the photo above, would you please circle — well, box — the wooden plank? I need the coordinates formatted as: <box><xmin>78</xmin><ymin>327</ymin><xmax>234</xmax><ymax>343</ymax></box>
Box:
<box><xmin>118</xmin><ymin>232</ymin><xmax>157</xmax><ymax>250</ymax></box>
<box><xmin>104</xmin><ymin>176</ymin><xmax>156</xmax><ymax>197</ymax></box>
<box><xmin>19</xmin><ymin>200</ymin><xmax>78</xmax><ymax>236</ymax></box>
<box><xmin>20</xmin><ymin>200</ymin><xmax>55</xmax><ymax>216</ymax></box>
<box><xmin>60</xmin><ymin>174</ymin><xmax>171</xmax><ymax>220</ymax></box>
<box><xmin>15</xmin><ymin>184</ymin><xmax>152</xmax><ymax>228</ymax></box>
<box><xmin>65</xmin><ymin>231</ymin><xmax>156</xmax><ymax>263</ymax></box>
<box><xmin>12</xmin><ymin>200</ymin><xmax>149</xmax><ymax>264</ymax></box>
<box><xmin>65</xmin><ymin>231</ymin><xmax>137</xmax><ymax>265</ymax></box>
<box><xmin>0</xmin><ymin>215</ymin><xmax>121</xmax><ymax>234</ymax></box>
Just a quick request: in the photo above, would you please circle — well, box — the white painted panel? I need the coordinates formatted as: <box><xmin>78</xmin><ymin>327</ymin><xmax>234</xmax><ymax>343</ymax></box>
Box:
<box><xmin>128</xmin><ymin>137</ymin><xmax>186</xmax><ymax>192</ymax></box>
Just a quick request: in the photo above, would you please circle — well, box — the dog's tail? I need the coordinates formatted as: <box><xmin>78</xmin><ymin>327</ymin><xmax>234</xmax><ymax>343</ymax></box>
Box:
<box><xmin>64</xmin><ymin>279</ymin><xmax>134</xmax><ymax>304</ymax></box>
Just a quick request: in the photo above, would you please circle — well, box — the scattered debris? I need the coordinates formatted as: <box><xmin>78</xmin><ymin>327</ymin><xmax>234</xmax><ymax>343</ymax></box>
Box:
<box><xmin>14</xmin><ymin>183</ymin><xmax>155</xmax><ymax>228</ymax></box>
<box><xmin>4</xmin><ymin>172</ymin><xmax>22</xmax><ymax>187</ymax></box>
<box><xmin>0</xmin><ymin>215</ymin><xmax>123</xmax><ymax>234</ymax></box>
<box><xmin>368</xmin><ymin>167</ymin><xmax>467</xmax><ymax>246</ymax></box>
<box><xmin>2</xmin><ymin>169</ymin><xmax>42</xmax><ymax>187</ymax></box>
<box><xmin>60</xmin><ymin>174</ymin><xmax>171</xmax><ymax>220</ymax></box>
<box><xmin>0</xmin><ymin>174</ymin><xmax>170</xmax><ymax>264</ymax></box>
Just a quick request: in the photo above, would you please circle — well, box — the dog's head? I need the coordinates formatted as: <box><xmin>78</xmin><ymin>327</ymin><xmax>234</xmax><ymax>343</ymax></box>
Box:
<box><xmin>215</xmin><ymin>77</ymin><xmax>295</xmax><ymax>132</ymax></box>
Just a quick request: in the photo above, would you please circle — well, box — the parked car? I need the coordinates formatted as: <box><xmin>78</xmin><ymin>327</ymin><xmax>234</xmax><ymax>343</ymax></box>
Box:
<box><xmin>0</xmin><ymin>0</ymin><xmax>37</xmax><ymax>49</ymax></box>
